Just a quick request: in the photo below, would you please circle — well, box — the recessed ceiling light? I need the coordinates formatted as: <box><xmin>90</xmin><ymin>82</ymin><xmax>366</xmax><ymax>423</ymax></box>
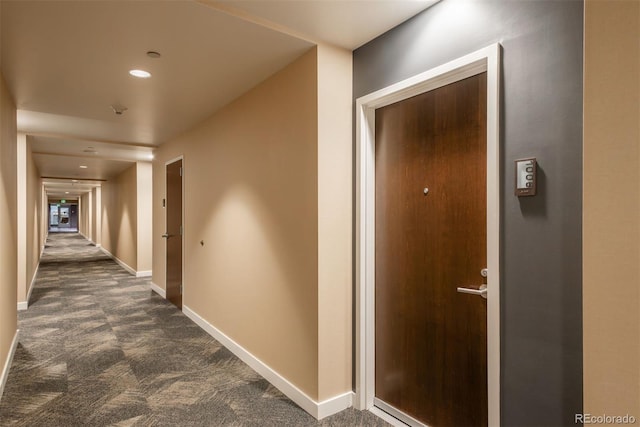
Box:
<box><xmin>148</xmin><ymin>154</ymin><xmax>154</xmax><ymax>160</ymax></box>
<box><xmin>129</xmin><ymin>69</ymin><xmax>151</xmax><ymax>78</ymax></box>
<box><xmin>79</xmin><ymin>165</ymin><xmax>88</xmax><ymax>169</ymax></box>
<box><xmin>72</xmin><ymin>180</ymin><xmax>78</xmax><ymax>182</ymax></box>
<box><xmin>65</xmin><ymin>192</ymin><xmax>69</xmax><ymax>194</ymax></box>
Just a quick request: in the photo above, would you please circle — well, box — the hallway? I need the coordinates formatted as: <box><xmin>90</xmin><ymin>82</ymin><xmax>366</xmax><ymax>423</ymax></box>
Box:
<box><xmin>0</xmin><ymin>234</ymin><xmax>385</xmax><ymax>426</ymax></box>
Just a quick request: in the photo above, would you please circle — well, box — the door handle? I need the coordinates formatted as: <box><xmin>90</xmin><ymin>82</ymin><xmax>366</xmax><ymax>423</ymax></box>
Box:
<box><xmin>456</xmin><ymin>284</ymin><xmax>487</xmax><ymax>299</ymax></box>
<box><xmin>162</xmin><ymin>233</ymin><xmax>172</xmax><ymax>239</ymax></box>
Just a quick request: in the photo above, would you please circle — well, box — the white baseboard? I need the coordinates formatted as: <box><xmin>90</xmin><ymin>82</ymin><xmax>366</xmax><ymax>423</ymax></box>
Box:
<box><xmin>182</xmin><ymin>305</ymin><xmax>352</xmax><ymax>419</ymax></box>
<box><xmin>0</xmin><ymin>330</ymin><xmax>19</xmax><ymax>400</ymax></box>
<box><xmin>96</xmin><ymin>243</ymin><xmax>101</xmax><ymax>248</ymax></box>
<box><xmin>318</xmin><ymin>391</ymin><xmax>354</xmax><ymax>419</ymax></box>
<box><xmin>150</xmin><ymin>282</ymin><xmax>166</xmax><ymax>298</ymax></box>
<box><xmin>136</xmin><ymin>270</ymin><xmax>152</xmax><ymax>278</ymax></box>
<box><xmin>99</xmin><ymin>247</ymin><xmax>136</xmax><ymax>276</ymax></box>
<box><xmin>79</xmin><ymin>232</ymin><xmax>97</xmax><ymax>246</ymax></box>
<box><xmin>18</xmin><ymin>260</ymin><xmax>40</xmax><ymax>311</ymax></box>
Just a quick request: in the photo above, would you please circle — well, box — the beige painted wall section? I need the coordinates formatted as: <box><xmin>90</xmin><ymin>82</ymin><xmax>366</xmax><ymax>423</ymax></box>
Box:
<box><xmin>136</xmin><ymin>162</ymin><xmax>153</xmax><ymax>273</ymax></box>
<box><xmin>0</xmin><ymin>72</ymin><xmax>18</xmax><ymax>389</ymax></box>
<box><xmin>153</xmin><ymin>49</ymin><xmax>319</xmax><ymax>398</ymax></box>
<box><xmin>79</xmin><ymin>192</ymin><xmax>89</xmax><ymax>238</ymax></box>
<box><xmin>101</xmin><ymin>164</ymin><xmax>138</xmax><ymax>272</ymax></box>
<box><xmin>92</xmin><ymin>186</ymin><xmax>101</xmax><ymax>246</ymax></box>
<box><xmin>16</xmin><ymin>133</ymin><xmax>26</xmax><ymax>304</ymax></box>
<box><xmin>316</xmin><ymin>44</ymin><xmax>353</xmax><ymax>401</ymax></box>
<box><xmin>583</xmin><ymin>0</ymin><xmax>640</xmax><ymax>418</ymax></box>
<box><xmin>25</xmin><ymin>139</ymin><xmax>41</xmax><ymax>303</ymax></box>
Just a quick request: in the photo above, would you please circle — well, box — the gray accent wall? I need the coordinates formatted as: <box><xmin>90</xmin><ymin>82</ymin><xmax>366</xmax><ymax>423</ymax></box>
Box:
<box><xmin>353</xmin><ymin>1</ymin><xmax>583</xmax><ymax>426</ymax></box>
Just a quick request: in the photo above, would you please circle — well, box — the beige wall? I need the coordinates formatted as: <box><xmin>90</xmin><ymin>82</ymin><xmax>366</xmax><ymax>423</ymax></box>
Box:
<box><xmin>16</xmin><ymin>133</ymin><xmax>26</xmax><ymax>304</ymax></box>
<box><xmin>152</xmin><ymin>46</ymin><xmax>353</xmax><ymax>405</ymax></box>
<box><xmin>102</xmin><ymin>164</ymin><xmax>138</xmax><ymax>271</ymax></box>
<box><xmin>24</xmin><ymin>138</ymin><xmax>41</xmax><ymax>303</ymax></box>
<box><xmin>136</xmin><ymin>162</ymin><xmax>153</xmax><ymax>273</ymax></box>
<box><xmin>316</xmin><ymin>44</ymin><xmax>352</xmax><ymax>400</ymax></box>
<box><xmin>79</xmin><ymin>192</ymin><xmax>89</xmax><ymax>239</ymax></box>
<box><xmin>153</xmin><ymin>49</ymin><xmax>320</xmax><ymax>398</ymax></box>
<box><xmin>92</xmin><ymin>186</ymin><xmax>101</xmax><ymax>246</ymax></box>
<box><xmin>584</xmin><ymin>0</ymin><xmax>640</xmax><ymax>418</ymax></box>
<box><xmin>101</xmin><ymin>163</ymin><xmax>151</xmax><ymax>273</ymax></box>
<box><xmin>16</xmin><ymin>133</ymin><xmax>41</xmax><ymax>307</ymax></box>
<box><xmin>0</xmin><ymin>71</ymin><xmax>17</xmax><ymax>392</ymax></box>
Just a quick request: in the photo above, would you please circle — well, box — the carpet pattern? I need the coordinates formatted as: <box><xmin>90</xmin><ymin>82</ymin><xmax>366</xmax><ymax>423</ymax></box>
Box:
<box><xmin>0</xmin><ymin>233</ymin><xmax>389</xmax><ymax>426</ymax></box>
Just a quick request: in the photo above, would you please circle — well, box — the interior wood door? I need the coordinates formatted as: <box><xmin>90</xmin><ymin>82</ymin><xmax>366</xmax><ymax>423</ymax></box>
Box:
<box><xmin>375</xmin><ymin>73</ymin><xmax>488</xmax><ymax>427</ymax></box>
<box><xmin>165</xmin><ymin>159</ymin><xmax>183</xmax><ymax>309</ymax></box>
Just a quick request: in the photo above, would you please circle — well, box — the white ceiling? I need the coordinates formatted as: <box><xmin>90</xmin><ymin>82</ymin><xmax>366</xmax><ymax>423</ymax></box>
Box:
<box><xmin>210</xmin><ymin>0</ymin><xmax>439</xmax><ymax>49</ymax></box>
<box><xmin>1</xmin><ymin>0</ymin><xmax>436</xmax><ymax>197</ymax></box>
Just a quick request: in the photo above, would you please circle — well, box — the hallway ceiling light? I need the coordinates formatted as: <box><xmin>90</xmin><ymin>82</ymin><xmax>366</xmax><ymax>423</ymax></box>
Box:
<box><xmin>65</xmin><ymin>192</ymin><xmax>69</xmax><ymax>194</ymax></box>
<box><xmin>129</xmin><ymin>69</ymin><xmax>151</xmax><ymax>78</ymax></box>
<box><xmin>79</xmin><ymin>165</ymin><xmax>88</xmax><ymax>169</ymax></box>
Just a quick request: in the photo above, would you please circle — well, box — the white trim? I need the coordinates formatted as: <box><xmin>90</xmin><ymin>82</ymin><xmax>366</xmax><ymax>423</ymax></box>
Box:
<box><xmin>0</xmin><ymin>330</ymin><xmax>19</xmax><ymax>400</ymax></box>
<box><xmin>150</xmin><ymin>282</ymin><xmax>166</xmax><ymax>298</ymax></box>
<box><xmin>26</xmin><ymin>266</ymin><xmax>37</xmax><ymax>305</ymax></box>
<box><xmin>355</xmin><ymin>43</ymin><xmax>501</xmax><ymax>426</ymax></box>
<box><xmin>317</xmin><ymin>391</ymin><xmax>353</xmax><ymax>420</ymax></box>
<box><xmin>183</xmin><ymin>305</ymin><xmax>351</xmax><ymax>420</ymax></box>
<box><xmin>79</xmin><ymin>231</ymin><xmax>96</xmax><ymax>246</ymax></box>
<box><xmin>18</xmin><ymin>257</ymin><xmax>41</xmax><ymax>311</ymax></box>
<box><xmin>100</xmin><ymin>246</ymin><xmax>137</xmax><ymax>276</ymax></box>
<box><xmin>136</xmin><ymin>270</ymin><xmax>152</xmax><ymax>278</ymax></box>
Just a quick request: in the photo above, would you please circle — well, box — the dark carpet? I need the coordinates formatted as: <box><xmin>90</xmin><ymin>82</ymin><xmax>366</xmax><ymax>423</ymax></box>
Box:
<box><xmin>0</xmin><ymin>233</ymin><xmax>389</xmax><ymax>426</ymax></box>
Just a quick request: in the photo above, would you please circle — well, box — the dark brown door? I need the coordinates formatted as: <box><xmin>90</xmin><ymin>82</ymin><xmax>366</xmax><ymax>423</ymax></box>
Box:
<box><xmin>375</xmin><ymin>73</ymin><xmax>487</xmax><ymax>426</ymax></box>
<box><xmin>165</xmin><ymin>159</ymin><xmax>183</xmax><ymax>309</ymax></box>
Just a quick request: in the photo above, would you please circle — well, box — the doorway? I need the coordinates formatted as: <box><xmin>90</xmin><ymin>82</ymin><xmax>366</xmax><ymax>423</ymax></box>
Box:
<box><xmin>165</xmin><ymin>158</ymin><xmax>183</xmax><ymax>309</ymax></box>
<box><xmin>49</xmin><ymin>202</ymin><xmax>78</xmax><ymax>233</ymax></box>
<box><xmin>355</xmin><ymin>45</ymin><xmax>501</xmax><ymax>426</ymax></box>
<box><xmin>375</xmin><ymin>73</ymin><xmax>487</xmax><ymax>426</ymax></box>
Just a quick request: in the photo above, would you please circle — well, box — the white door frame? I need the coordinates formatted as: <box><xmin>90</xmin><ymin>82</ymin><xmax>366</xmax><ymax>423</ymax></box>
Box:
<box><xmin>354</xmin><ymin>43</ymin><xmax>501</xmax><ymax>426</ymax></box>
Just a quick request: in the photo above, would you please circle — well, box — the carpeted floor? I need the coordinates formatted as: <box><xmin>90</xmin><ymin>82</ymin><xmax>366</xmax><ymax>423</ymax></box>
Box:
<box><xmin>0</xmin><ymin>233</ymin><xmax>389</xmax><ymax>427</ymax></box>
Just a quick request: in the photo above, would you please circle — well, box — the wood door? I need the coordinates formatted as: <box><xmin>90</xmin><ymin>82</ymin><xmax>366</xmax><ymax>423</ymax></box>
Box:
<box><xmin>375</xmin><ymin>73</ymin><xmax>487</xmax><ymax>427</ymax></box>
<box><xmin>166</xmin><ymin>159</ymin><xmax>183</xmax><ymax>309</ymax></box>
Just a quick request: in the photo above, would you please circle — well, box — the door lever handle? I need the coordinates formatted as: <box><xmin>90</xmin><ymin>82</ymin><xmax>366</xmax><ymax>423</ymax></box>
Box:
<box><xmin>161</xmin><ymin>233</ymin><xmax>171</xmax><ymax>239</ymax></box>
<box><xmin>456</xmin><ymin>284</ymin><xmax>487</xmax><ymax>299</ymax></box>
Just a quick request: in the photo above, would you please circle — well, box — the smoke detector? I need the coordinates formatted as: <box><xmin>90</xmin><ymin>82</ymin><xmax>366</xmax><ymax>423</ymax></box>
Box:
<box><xmin>111</xmin><ymin>104</ymin><xmax>128</xmax><ymax>115</ymax></box>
